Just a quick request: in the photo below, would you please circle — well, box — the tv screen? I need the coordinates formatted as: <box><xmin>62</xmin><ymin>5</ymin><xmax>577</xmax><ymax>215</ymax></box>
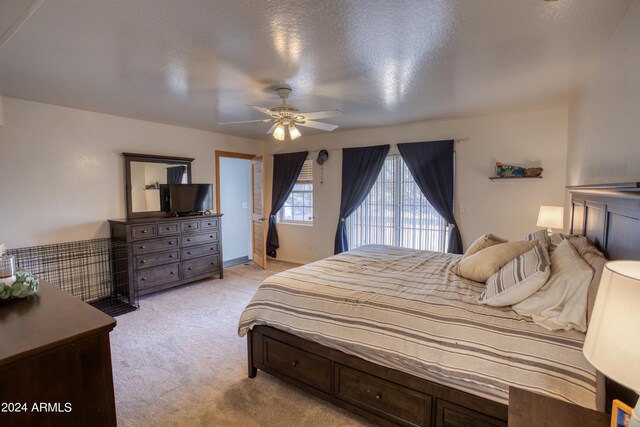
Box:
<box><xmin>161</xmin><ymin>184</ymin><xmax>213</xmax><ymax>214</ymax></box>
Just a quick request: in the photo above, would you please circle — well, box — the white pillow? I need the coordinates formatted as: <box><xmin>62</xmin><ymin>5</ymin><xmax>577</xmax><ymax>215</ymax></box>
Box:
<box><xmin>479</xmin><ymin>242</ymin><xmax>550</xmax><ymax>306</ymax></box>
<box><xmin>512</xmin><ymin>239</ymin><xmax>593</xmax><ymax>332</ymax></box>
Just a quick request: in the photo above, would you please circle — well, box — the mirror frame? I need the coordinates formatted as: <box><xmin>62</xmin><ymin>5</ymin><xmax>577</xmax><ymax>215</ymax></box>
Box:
<box><xmin>124</xmin><ymin>152</ymin><xmax>194</xmax><ymax>219</ymax></box>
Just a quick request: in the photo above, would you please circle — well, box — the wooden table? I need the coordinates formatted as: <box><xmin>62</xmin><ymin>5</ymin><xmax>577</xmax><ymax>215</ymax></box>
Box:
<box><xmin>509</xmin><ymin>387</ymin><xmax>609</xmax><ymax>427</ymax></box>
<box><xmin>0</xmin><ymin>282</ymin><xmax>117</xmax><ymax>426</ymax></box>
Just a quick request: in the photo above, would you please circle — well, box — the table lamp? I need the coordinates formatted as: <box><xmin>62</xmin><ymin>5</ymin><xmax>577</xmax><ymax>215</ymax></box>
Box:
<box><xmin>536</xmin><ymin>205</ymin><xmax>564</xmax><ymax>235</ymax></box>
<box><xmin>583</xmin><ymin>261</ymin><xmax>640</xmax><ymax>426</ymax></box>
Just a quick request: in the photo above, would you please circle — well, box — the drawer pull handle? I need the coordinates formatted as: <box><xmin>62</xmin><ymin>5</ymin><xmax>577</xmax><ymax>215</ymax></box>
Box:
<box><xmin>290</xmin><ymin>360</ymin><xmax>298</xmax><ymax>367</ymax></box>
<box><xmin>210</xmin><ymin>262</ymin><xmax>215</xmax><ymax>265</ymax></box>
<box><xmin>141</xmin><ymin>230</ymin><xmax>147</xmax><ymax>234</ymax></box>
<box><xmin>166</xmin><ymin>227</ymin><xmax>172</xmax><ymax>230</ymax></box>
<box><xmin>170</xmin><ymin>271</ymin><xmax>175</xmax><ymax>275</ymax></box>
<box><xmin>210</xmin><ymin>247</ymin><xmax>214</xmax><ymax>251</ymax></box>
<box><xmin>188</xmin><ymin>267</ymin><xmax>193</xmax><ymax>271</ymax></box>
<box><xmin>140</xmin><ymin>245</ymin><xmax>145</xmax><ymax>249</ymax></box>
<box><xmin>187</xmin><ymin>251</ymin><xmax>192</xmax><ymax>255</ymax></box>
<box><xmin>169</xmin><ymin>254</ymin><xmax>174</xmax><ymax>258</ymax></box>
<box><xmin>141</xmin><ymin>277</ymin><xmax>147</xmax><ymax>281</ymax></box>
<box><xmin>207</xmin><ymin>223</ymin><xmax>212</xmax><ymax>226</ymax></box>
<box><xmin>187</xmin><ymin>239</ymin><xmax>192</xmax><ymax>242</ymax></box>
<box><xmin>375</xmin><ymin>393</ymin><xmax>382</xmax><ymax>401</ymax></box>
<box><xmin>140</xmin><ymin>260</ymin><xmax>146</xmax><ymax>264</ymax></box>
<box><xmin>169</xmin><ymin>241</ymin><xmax>175</xmax><ymax>245</ymax></box>
<box><xmin>188</xmin><ymin>225</ymin><xmax>192</xmax><ymax>228</ymax></box>
<box><xmin>210</xmin><ymin>235</ymin><xmax>214</xmax><ymax>238</ymax></box>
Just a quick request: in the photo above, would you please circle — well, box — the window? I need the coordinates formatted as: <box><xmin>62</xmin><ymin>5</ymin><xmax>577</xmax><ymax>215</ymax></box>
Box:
<box><xmin>346</xmin><ymin>155</ymin><xmax>449</xmax><ymax>252</ymax></box>
<box><xmin>279</xmin><ymin>159</ymin><xmax>313</xmax><ymax>223</ymax></box>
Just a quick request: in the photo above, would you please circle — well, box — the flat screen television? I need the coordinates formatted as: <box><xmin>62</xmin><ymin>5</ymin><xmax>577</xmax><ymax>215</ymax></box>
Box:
<box><xmin>160</xmin><ymin>184</ymin><xmax>213</xmax><ymax>215</ymax></box>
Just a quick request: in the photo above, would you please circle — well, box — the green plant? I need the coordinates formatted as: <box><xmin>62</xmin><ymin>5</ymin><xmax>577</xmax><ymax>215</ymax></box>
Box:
<box><xmin>0</xmin><ymin>270</ymin><xmax>39</xmax><ymax>299</ymax></box>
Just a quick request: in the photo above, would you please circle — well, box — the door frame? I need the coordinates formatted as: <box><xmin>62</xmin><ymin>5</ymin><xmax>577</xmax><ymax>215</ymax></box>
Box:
<box><xmin>215</xmin><ymin>150</ymin><xmax>256</xmax><ymax>215</ymax></box>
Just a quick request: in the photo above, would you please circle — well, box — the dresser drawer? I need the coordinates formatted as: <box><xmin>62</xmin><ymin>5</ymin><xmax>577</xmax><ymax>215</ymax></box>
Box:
<box><xmin>335</xmin><ymin>365</ymin><xmax>431</xmax><ymax>427</ymax></box>
<box><xmin>181</xmin><ymin>220</ymin><xmax>200</xmax><ymax>233</ymax></box>
<box><xmin>132</xmin><ymin>237</ymin><xmax>179</xmax><ymax>255</ymax></box>
<box><xmin>182</xmin><ymin>242</ymin><xmax>220</xmax><ymax>260</ymax></box>
<box><xmin>131</xmin><ymin>224</ymin><xmax>156</xmax><ymax>240</ymax></box>
<box><xmin>201</xmin><ymin>218</ymin><xmax>219</xmax><ymax>230</ymax></box>
<box><xmin>182</xmin><ymin>232</ymin><xmax>218</xmax><ymax>246</ymax></box>
<box><xmin>135</xmin><ymin>250</ymin><xmax>179</xmax><ymax>268</ymax></box>
<box><xmin>157</xmin><ymin>222</ymin><xmax>179</xmax><ymax>236</ymax></box>
<box><xmin>182</xmin><ymin>255</ymin><xmax>219</xmax><ymax>278</ymax></box>
<box><xmin>263</xmin><ymin>337</ymin><xmax>331</xmax><ymax>394</ymax></box>
<box><xmin>136</xmin><ymin>263</ymin><xmax>180</xmax><ymax>290</ymax></box>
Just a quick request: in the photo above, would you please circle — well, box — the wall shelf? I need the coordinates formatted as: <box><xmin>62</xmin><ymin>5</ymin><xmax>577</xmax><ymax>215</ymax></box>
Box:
<box><xmin>488</xmin><ymin>176</ymin><xmax>543</xmax><ymax>180</ymax></box>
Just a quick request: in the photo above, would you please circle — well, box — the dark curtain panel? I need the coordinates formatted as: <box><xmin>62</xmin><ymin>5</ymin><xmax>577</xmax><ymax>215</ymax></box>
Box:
<box><xmin>267</xmin><ymin>151</ymin><xmax>308</xmax><ymax>258</ymax></box>
<box><xmin>397</xmin><ymin>140</ymin><xmax>462</xmax><ymax>254</ymax></box>
<box><xmin>334</xmin><ymin>144</ymin><xmax>390</xmax><ymax>254</ymax></box>
<box><xmin>167</xmin><ymin>166</ymin><xmax>186</xmax><ymax>184</ymax></box>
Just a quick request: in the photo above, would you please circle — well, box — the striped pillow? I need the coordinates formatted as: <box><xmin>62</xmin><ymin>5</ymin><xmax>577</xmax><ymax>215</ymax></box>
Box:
<box><xmin>480</xmin><ymin>242</ymin><xmax>550</xmax><ymax>307</ymax></box>
<box><xmin>523</xmin><ymin>229</ymin><xmax>549</xmax><ymax>252</ymax></box>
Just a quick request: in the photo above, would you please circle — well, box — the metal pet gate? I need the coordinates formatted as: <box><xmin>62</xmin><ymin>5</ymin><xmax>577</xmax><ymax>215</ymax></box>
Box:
<box><xmin>6</xmin><ymin>238</ymin><xmax>138</xmax><ymax>316</ymax></box>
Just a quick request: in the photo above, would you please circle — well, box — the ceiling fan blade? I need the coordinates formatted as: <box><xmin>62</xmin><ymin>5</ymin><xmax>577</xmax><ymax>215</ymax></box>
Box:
<box><xmin>266</xmin><ymin>123</ymin><xmax>279</xmax><ymax>134</ymax></box>
<box><xmin>297</xmin><ymin>120</ymin><xmax>338</xmax><ymax>131</ymax></box>
<box><xmin>247</xmin><ymin>105</ymin><xmax>275</xmax><ymax>116</ymax></box>
<box><xmin>217</xmin><ymin>119</ymin><xmax>273</xmax><ymax>125</ymax></box>
<box><xmin>298</xmin><ymin>110</ymin><xmax>344</xmax><ymax>120</ymax></box>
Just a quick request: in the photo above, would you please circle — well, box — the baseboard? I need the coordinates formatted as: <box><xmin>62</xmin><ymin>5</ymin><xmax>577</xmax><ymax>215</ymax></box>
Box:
<box><xmin>268</xmin><ymin>256</ymin><xmax>307</xmax><ymax>265</ymax></box>
<box><xmin>223</xmin><ymin>256</ymin><xmax>250</xmax><ymax>268</ymax></box>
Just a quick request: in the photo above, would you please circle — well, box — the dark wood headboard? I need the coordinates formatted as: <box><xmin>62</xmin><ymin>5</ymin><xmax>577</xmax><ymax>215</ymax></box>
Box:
<box><xmin>567</xmin><ymin>182</ymin><xmax>640</xmax><ymax>411</ymax></box>
<box><xmin>568</xmin><ymin>183</ymin><xmax>640</xmax><ymax>260</ymax></box>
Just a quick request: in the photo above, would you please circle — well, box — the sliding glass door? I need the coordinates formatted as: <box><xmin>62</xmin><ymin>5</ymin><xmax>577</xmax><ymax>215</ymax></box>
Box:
<box><xmin>345</xmin><ymin>155</ymin><xmax>449</xmax><ymax>252</ymax></box>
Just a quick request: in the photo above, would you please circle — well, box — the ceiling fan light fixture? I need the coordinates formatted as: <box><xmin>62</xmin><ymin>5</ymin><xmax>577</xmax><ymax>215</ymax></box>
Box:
<box><xmin>273</xmin><ymin>123</ymin><xmax>286</xmax><ymax>141</ymax></box>
<box><xmin>289</xmin><ymin>124</ymin><xmax>302</xmax><ymax>140</ymax></box>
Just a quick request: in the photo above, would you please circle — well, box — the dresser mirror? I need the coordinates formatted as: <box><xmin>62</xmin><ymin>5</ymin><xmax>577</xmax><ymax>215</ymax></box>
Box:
<box><xmin>124</xmin><ymin>153</ymin><xmax>194</xmax><ymax>218</ymax></box>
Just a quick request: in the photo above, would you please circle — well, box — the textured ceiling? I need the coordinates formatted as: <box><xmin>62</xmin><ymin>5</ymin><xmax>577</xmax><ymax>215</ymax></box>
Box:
<box><xmin>0</xmin><ymin>0</ymin><xmax>632</xmax><ymax>139</ymax></box>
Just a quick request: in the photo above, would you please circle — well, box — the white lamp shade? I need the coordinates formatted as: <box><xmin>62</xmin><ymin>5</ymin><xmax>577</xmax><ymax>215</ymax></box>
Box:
<box><xmin>536</xmin><ymin>205</ymin><xmax>564</xmax><ymax>230</ymax></box>
<box><xmin>583</xmin><ymin>261</ymin><xmax>640</xmax><ymax>392</ymax></box>
<box><xmin>273</xmin><ymin>123</ymin><xmax>286</xmax><ymax>141</ymax></box>
<box><xmin>289</xmin><ymin>124</ymin><xmax>302</xmax><ymax>140</ymax></box>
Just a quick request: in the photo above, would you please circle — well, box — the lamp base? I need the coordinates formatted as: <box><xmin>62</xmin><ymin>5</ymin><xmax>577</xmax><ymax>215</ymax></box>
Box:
<box><xmin>630</xmin><ymin>398</ymin><xmax>640</xmax><ymax>427</ymax></box>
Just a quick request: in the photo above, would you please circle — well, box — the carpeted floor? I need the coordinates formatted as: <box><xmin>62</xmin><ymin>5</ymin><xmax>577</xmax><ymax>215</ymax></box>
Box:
<box><xmin>110</xmin><ymin>260</ymin><xmax>370</xmax><ymax>426</ymax></box>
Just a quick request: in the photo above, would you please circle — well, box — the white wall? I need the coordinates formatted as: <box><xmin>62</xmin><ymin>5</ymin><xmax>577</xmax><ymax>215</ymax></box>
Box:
<box><xmin>0</xmin><ymin>97</ymin><xmax>262</xmax><ymax>248</ymax></box>
<box><xmin>567</xmin><ymin>0</ymin><xmax>640</xmax><ymax>186</ymax></box>
<box><xmin>219</xmin><ymin>157</ymin><xmax>252</xmax><ymax>262</ymax></box>
<box><xmin>265</xmin><ymin>108</ymin><xmax>568</xmax><ymax>264</ymax></box>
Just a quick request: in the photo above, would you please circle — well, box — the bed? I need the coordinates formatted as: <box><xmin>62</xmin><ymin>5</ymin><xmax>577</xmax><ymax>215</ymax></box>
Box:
<box><xmin>239</xmin><ymin>185</ymin><xmax>640</xmax><ymax>427</ymax></box>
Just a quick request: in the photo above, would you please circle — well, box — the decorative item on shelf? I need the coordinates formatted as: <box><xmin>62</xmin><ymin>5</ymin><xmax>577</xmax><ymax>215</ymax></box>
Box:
<box><xmin>583</xmin><ymin>261</ymin><xmax>640</xmax><ymax>427</ymax></box>
<box><xmin>495</xmin><ymin>162</ymin><xmax>526</xmax><ymax>177</ymax></box>
<box><xmin>144</xmin><ymin>181</ymin><xmax>160</xmax><ymax>190</ymax></box>
<box><xmin>536</xmin><ymin>205</ymin><xmax>564</xmax><ymax>235</ymax></box>
<box><xmin>525</xmin><ymin>167</ymin><xmax>543</xmax><ymax>177</ymax></box>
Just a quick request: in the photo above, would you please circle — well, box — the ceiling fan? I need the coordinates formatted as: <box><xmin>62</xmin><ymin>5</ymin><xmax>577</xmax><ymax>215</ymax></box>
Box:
<box><xmin>218</xmin><ymin>84</ymin><xmax>344</xmax><ymax>141</ymax></box>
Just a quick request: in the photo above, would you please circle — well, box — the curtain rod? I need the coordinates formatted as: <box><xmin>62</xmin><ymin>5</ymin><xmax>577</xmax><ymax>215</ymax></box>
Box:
<box><xmin>306</xmin><ymin>138</ymin><xmax>469</xmax><ymax>153</ymax></box>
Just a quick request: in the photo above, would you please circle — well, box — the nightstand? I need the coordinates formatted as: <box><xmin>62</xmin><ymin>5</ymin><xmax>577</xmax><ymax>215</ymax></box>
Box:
<box><xmin>509</xmin><ymin>387</ymin><xmax>609</xmax><ymax>427</ymax></box>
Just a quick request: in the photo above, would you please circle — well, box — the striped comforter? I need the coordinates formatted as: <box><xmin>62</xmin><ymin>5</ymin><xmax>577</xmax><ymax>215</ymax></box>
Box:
<box><xmin>238</xmin><ymin>245</ymin><xmax>596</xmax><ymax>408</ymax></box>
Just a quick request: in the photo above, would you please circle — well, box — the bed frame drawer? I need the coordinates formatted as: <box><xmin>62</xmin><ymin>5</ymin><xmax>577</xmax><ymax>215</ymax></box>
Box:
<box><xmin>335</xmin><ymin>364</ymin><xmax>431</xmax><ymax>427</ymax></box>
<box><xmin>263</xmin><ymin>337</ymin><xmax>331</xmax><ymax>394</ymax></box>
<box><xmin>436</xmin><ymin>399</ymin><xmax>506</xmax><ymax>427</ymax></box>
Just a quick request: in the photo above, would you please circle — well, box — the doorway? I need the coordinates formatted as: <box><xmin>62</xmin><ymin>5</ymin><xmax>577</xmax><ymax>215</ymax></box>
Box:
<box><xmin>216</xmin><ymin>151</ymin><xmax>254</xmax><ymax>268</ymax></box>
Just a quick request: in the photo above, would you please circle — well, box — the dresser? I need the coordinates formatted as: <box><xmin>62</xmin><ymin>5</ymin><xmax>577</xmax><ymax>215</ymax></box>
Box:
<box><xmin>0</xmin><ymin>282</ymin><xmax>117</xmax><ymax>426</ymax></box>
<box><xmin>109</xmin><ymin>215</ymin><xmax>223</xmax><ymax>296</ymax></box>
